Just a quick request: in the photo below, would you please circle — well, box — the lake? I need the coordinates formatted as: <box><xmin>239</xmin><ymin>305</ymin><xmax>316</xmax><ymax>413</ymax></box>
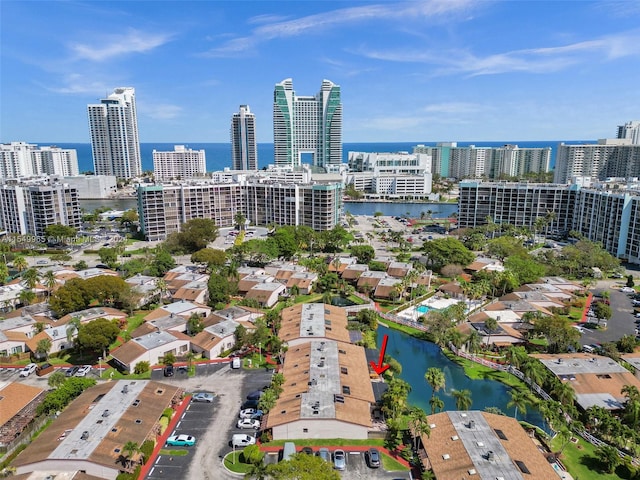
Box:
<box><xmin>377</xmin><ymin>324</ymin><xmax>545</xmax><ymax>429</ymax></box>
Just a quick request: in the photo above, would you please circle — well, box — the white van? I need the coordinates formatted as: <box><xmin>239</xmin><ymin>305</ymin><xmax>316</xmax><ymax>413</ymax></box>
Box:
<box><xmin>231</xmin><ymin>434</ymin><xmax>255</xmax><ymax>448</ymax></box>
<box><xmin>232</xmin><ymin>357</ymin><xmax>241</xmax><ymax>369</ymax></box>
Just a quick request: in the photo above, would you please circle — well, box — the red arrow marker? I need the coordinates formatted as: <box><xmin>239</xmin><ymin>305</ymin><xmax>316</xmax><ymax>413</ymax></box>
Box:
<box><xmin>370</xmin><ymin>334</ymin><xmax>390</xmax><ymax>375</ymax></box>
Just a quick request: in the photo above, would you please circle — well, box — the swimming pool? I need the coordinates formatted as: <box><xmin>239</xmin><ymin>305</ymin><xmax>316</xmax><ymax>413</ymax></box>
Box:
<box><xmin>416</xmin><ymin>305</ymin><xmax>430</xmax><ymax>314</ymax></box>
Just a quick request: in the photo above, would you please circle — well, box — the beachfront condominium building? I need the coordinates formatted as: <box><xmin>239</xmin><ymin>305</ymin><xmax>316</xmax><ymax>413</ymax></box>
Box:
<box><xmin>617</xmin><ymin>120</ymin><xmax>640</xmax><ymax>144</ymax></box>
<box><xmin>458</xmin><ymin>181</ymin><xmax>640</xmax><ymax>265</ymax></box>
<box><xmin>554</xmin><ymin>139</ymin><xmax>640</xmax><ymax>183</ymax></box>
<box><xmin>0</xmin><ymin>142</ymin><xmax>79</xmax><ymax>178</ymax></box>
<box><xmin>0</xmin><ymin>178</ymin><xmax>81</xmax><ymax>238</ymax></box>
<box><xmin>414</xmin><ymin>144</ymin><xmax>551</xmax><ymax>181</ymax></box>
<box><xmin>137</xmin><ymin>177</ymin><xmax>342</xmax><ymax>241</ymax></box>
<box><xmin>153</xmin><ymin>145</ymin><xmax>206</xmax><ymax>181</ymax></box>
<box><xmin>87</xmin><ymin>87</ymin><xmax>142</xmax><ymax>179</ymax></box>
<box><xmin>273</xmin><ymin>79</ymin><xmax>342</xmax><ymax>169</ymax></box>
<box><xmin>231</xmin><ymin>105</ymin><xmax>258</xmax><ymax>170</ymax></box>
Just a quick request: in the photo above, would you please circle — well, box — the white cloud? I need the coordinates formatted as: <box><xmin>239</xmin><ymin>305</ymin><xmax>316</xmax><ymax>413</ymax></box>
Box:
<box><xmin>358</xmin><ymin>29</ymin><xmax>640</xmax><ymax>76</ymax></box>
<box><xmin>204</xmin><ymin>0</ymin><xmax>475</xmax><ymax>57</ymax></box>
<box><xmin>423</xmin><ymin>102</ymin><xmax>482</xmax><ymax>114</ymax></box>
<box><xmin>46</xmin><ymin>74</ymin><xmax>112</xmax><ymax>95</ymax></box>
<box><xmin>141</xmin><ymin>103</ymin><xmax>183</xmax><ymax>120</ymax></box>
<box><xmin>70</xmin><ymin>29</ymin><xmax>173</xmax><ymax>62</ymax></box>
<box><xmin>361</xmin><ymin>115</ymin><xmax>425</xmax><ymax>131</ymax></box>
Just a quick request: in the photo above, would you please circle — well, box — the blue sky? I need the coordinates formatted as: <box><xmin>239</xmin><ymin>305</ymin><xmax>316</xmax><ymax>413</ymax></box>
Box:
<box><xmin>1</xmin><ymin>1</ymin><xmax>639</xmax><ymax>143</ymax></box>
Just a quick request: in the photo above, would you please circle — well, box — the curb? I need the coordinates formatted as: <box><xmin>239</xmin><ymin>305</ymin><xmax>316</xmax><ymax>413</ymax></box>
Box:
<box><xmin>220</xmin><ymin>452</ymin><xmax>247</xmax><ymax>476</ymax></box>
<box><xmin>137</xmin><ymin>394</ymin><xmax>191</xmax><ymax>480</ymax></box>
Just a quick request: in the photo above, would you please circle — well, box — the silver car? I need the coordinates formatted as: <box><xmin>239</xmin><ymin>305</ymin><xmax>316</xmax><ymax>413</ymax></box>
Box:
<box><xmin>192</xmin><ymin>392</ymin><xmax>215</xmax><ymax>403</ymax></box>
<box><xmin>333</xmin><ymin>449</ymin><xmax>346</xmax><ymax>470</ymax></box>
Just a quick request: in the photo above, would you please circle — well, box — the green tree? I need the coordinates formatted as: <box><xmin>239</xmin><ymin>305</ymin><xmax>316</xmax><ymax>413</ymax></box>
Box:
<box><xmin>425</xmin><ymin>367</ymin><xmax>446</xmax><ymax>413</ymax></box>
<box><xmin>13</xmin><ymin>256</ymin><xmax>28</xmax><ymax>272</ymax></box>
<box><xmin>593</xmin><ymin>302</ymin><xmax>613</xmax><ymax>321</ymax></box>
<box><xmin>44</xmin><ymin>224</ymin><xmax>77</xmax><ymax>243</ymax></box>
<box><xmin>43</xmin><ymin>270</ymin><xmax>57</xmax><ymax>299</ymax></box>
<box><xmin>76</xmin><ymin>318</ymin><xmax>120</xmax><ymax>354</ymax></box>
<box><xmin>257</xmin><ymin>388</ymin><xmax>278</xmax><ymax>413</ymax></box>
<box><xmin>191</xmin><ymin>248</ymin><xmax>227</xmax><ymax>268</ymax></box>
<box><xmin>148</xmin><ymin>248</ymin><xmax>176</xmax><ymax>276</ymax></box>
<box><xmin>97</xmin><ymin>247</ymin><xmax>119</xmax><ymax>268</ymax></box>
<box><xmin>507</xmin><ymin>389</ymin><xmax>531</xmax><ymax>420</ymax></box>
<box><xmin>207</xmin><ymin>273</ymin><xmax>231</xmax><ymax>306</ymax></box>
<box><xmin>552</xmin><ymin>381</ymin><xmax>576</xmax><ymax>406</ymax></box>
<box><xmin>452</xmin><ymin>389</ymin><xmax>472</xmax><ymax>410</ymax></box>
<box><xmin>483</xmin><ymin>317</ymin><xmax>498</xmax><ymax>347</ymax></box>
<box><xmin>35</xmin><ymin>338</ymin><xmax>52</xmax><ymax>360</ymax></box>
<box><xmin>19</xmin><ymin>289</ymin><xmax>36</xmax><ymax>305</ymax></box>
<box><xmin>504</xmin><ymin>254</ymin><xmax>546</xmax><ymax>285</ymax></box>
<box><xmin>22</xmin><ymin>268</ymin><xmax>40</xmax><ymax>289</ymax></box>
<box><xmin>74</xmin><ymin>260</ymin><xmax>88</xmax><ymax>271</ymax></box>
<box><xmin>422</xmin><ymin>237</ymin><xmax>474</xmax><ymax>272</ymax></box>
<box><xmin>122</xmin><ymin>441</ymin><xmax>140</xmax><ymax>469</ymax></box>
<box><xmin>165</xmin><ymin>218</ymin><xmax>219</xmax><ymax>254</ymax></box>
<box><xmin>596</xmin><ymin>445</ymin><xmax>621</xmax><ymax>473</ymax></box>
<box><xmin>0</xmin><ymin>262</ymin><xmax>8</xmax><ymax>285</ymax></box>
<box><xmin>48</xmin><ymin>370</ymin><xmax>66</xmax><ymax>389</ymax></box>
<box><xmin>163</xmin><ymin>352</ymin><xmax>176</xmax><ymax>366</ymax></box>
<box><xmin>134</xmin><ymin>361</ymin><xmax>150</xmax><ymax>374</ymax></box>
<box><xmin>266</xmin><ymin>452</ymin><xmax>340</xmax><ymax>479</ymax></box>
<box><xmin>627</xmin><ymin>275</ymin><xmax>635</xmax><ymax>288</ymax></box>
<box><xmin>187</xmin><ymin>313</ymin><xmax>204</xmax><ymax>336</ymax></box>
<box><xmin>120</xmin><ymin>209</ymin><xmax>139</xmax><ymax>229</ymax></box>
<box><xmin>350</xmin><ymin>245</ymin><xmax>375</xmax><ymax>264</ymax></box>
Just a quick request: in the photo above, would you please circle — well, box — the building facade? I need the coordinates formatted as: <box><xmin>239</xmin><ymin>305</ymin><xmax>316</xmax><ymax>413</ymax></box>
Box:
<box><xmin>63</xmin><ymin>175</ymin><xmax>117</xmax><ymax>199</ymax></box>
<box><xmin>458</xmin><ymin>181</ymin><xmax>640</xmax><ymax>265</ymax></box>
<box><xmin>554</xmin><ymin>140</ymin><xmax>640</xmax><ymax>183</ymax></box>
<box><xmin>0</xmin><ymin>179</ymin><xmax>82</xmax><ymax>237</ymax></box>
<box><xmin>273</xmin><ymin>79</ymin><xmax>342</xmax><ymax>168</ymax></box>
<box><xmin>152</xmin><ymin>145</ymin><xmax>206</xmax><ymax>181</ymax></box>
<box><xmin>231</xmin><ymin>105</ymin><xmax>258</xmax><ymax>170</ymax></box>
<box><xmin>137</xmin><ymin>177</ymin><xmax>342</xmax><ymax>241</ymax></box>
<box><xmin>88</xmin><ymin>87</ymin><xmax>142</xmax><ymax>179</ymax></box>
<box><xmin>617</xmin><ymin>120</ymin><xmax>640</xmax><ymax>144</ymax></box>
<box><xmin>1</xmin><ymin>142</ymin><xmax>79</xmax><ymax>178</ymax></box>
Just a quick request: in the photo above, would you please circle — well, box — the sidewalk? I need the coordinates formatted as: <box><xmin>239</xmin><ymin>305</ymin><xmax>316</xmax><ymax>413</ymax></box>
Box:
<box><xmin>137</xmin><ymin>394</ymin><xmax>191</xmax><ymax>479</ymax></box>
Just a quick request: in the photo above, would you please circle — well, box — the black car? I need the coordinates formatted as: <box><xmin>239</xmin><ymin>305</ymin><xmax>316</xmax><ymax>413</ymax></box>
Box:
<box><xmin>367</xmin><ymin>448</ymin><xmax>381</xmax><ymax>468</ymax></box>
<box><xmin>65</xmin><ymin>366</ymin><xmax>80</xmax><ymax>377</ymax></box>
<box><xmin>301</xmin><ymin>447</ymin><xmax>314</xmax><ymax>455</ymax></box>
<box><xmin>246</xmin><ymin>390</ymin><xmax>264</xmax><ymax>401</ymax></box>
<box><xmin>163</xmin><ymin>365</ymin><xmax>174</xmax><ymax>377</ymax></box>
<box><xmin>242</xmin><ymin>399</ymin><xmax>259</xmax><ymax>410</ymax></box>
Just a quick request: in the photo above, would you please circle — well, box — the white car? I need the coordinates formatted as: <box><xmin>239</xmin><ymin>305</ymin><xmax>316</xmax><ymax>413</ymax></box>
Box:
<box><xmin>19</xmin><ymin>363</ymin><xmax>38</xmax><ymax>377</ymax></box>
<box><xmin>75</xmin><ymin>365</ymin><xmax>92</xmax><ymax>377</ymax></box>
<box><xmin>236</xmin><ymin>418</ymin><xmax>261</xmax><ymax>430</ymax></box>
<box><xmin>239</xmin><ymin>408</ymin><xmax>261</xmax><ymax>419</ymax></box>
<box><xmin>572</xmin><ymin>325</ymin><xmax>586</xmax><ymax>333</ymax></box>
<box><xmin>621</xmin><ymin>287</ymin><xmax>635</xmax><ymax>293</ymax></box>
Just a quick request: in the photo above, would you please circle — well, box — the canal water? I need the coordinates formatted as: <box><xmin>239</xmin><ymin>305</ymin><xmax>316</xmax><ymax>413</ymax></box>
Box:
<box><xmin>378</xmin><ymin>325</ymin><xmax>546</xmax><ymax>429</ymax></box>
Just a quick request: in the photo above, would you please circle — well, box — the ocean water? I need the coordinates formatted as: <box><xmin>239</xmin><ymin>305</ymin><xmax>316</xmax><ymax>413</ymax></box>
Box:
<box><xmin>48</xmin><ymin>140</ymin><xmax>592</xmax><ymax>173</ymax></box>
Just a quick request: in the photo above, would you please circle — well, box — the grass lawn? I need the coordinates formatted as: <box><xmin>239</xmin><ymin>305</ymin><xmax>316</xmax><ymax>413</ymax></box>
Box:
<box><xmin>158</xmin><ymin>449</ymin><xmax>188</xmax><ymax>456</ymax></box>
<box><xmin>223</xmin><ymin>451</ymin><xmax>252</xmax><ymax>473</ymax></box>
<box><xmin>551</xmin><ymin>435</ymin><xmax>635</xmax><ymax>480</ymax></box>
<box><xmin>100</xmin><ymin>366</ymin><xmax>151</xmax><ymax>380</ymax></box>
<box><xmin>263</xmin><ymin>439</ymin><xmax>385</xmax><ymax>448</ymax></box>
<box><xmin>381</xmin><ymin>452</ymin><xmax>410</xmax><ymax>471</ymax></box>
<box><xmin>293</xmin><ymin>293</ymin><xmax>323</xmax><ymax>304</ymax></box>
<box><xmin>380</xmin><ymin>320</ymin><xmax>427</xmax><ymax>339</ymax></box>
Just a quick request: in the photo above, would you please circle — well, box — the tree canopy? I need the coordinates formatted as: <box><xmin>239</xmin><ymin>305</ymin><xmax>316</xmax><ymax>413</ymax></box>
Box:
<box><xmin>164</xmin><ymin>218</ymin><xmax>219</xmax><ymax>254</ymax></box>
<box><xmin>50</xmin><ymin>275</ymin><xmax>132</xmax><ymax>316</ymax></box>
<box><xmin>76</xmin><ymin>318</ymin><xmax>121</xmax><ymax>354</ymax></box>
<box><xmin>422</xmin><ymin>237</ymin><xmax>474</xmax><ymax>272</ymax></box>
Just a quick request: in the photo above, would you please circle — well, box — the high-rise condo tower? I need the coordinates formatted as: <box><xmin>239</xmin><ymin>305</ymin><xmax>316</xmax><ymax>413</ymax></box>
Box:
<box><xmin>88</xmin><ymin>87</ymin><xmax>142</xmax><ymax>179</ymax></box>
<box><xmin>273</xmin><ymin>79</ymin><xmax>342</xmax><ymax>169</ymax></box>
<box><xmin>231</xmin><ymin>105</ymin><xmax>258</xmax><ymax>170</ymax></box>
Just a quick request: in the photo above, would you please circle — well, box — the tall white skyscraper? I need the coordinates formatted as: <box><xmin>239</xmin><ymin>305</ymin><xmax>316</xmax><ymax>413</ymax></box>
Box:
<box><xmin>617</xmin><ymin>121</ymin><xmax>640</xmax><ymax>144</ymax></box>
<box><xmin>87</xmin><ymin>87</ymin><xmax>142</xmax><ymax>179</ymax></box>
<box><xmin>231</xmin><ymin>105</ymin><xmax>258</xmax><ymax>170</ymax></box>
<box><xmin>273</xmin><ymin>79</ymin><xmax>342</xmax><ymax>168</ymax></box>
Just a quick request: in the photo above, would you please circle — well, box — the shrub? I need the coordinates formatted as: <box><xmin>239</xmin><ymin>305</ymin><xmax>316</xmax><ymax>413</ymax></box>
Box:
<box><xmin>134</xmin><ymin>361</ymin><xmax>150</xmax><ymax>374</ymax></box>
<box><xmin>140</xmin><ymin>440</ymin><xmax>154</xmax><ymax>463</ymax></box>
<box><xmin>162</xmin><ymin>408</ymin><xmax>174</xmax><ymax>419</ymax></box>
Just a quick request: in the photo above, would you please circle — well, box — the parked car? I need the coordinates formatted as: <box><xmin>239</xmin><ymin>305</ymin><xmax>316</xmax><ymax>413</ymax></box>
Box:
<box><xmin>192</xmin><ymin>392</ymin><xmax>215</xmax><ymax>403</ymax></box>
<box><xmin>241</xmin><ymin>399</ymin><xmax>259</xmax><ymax>410</ymax></box>
<box><xmin>231</xmin><ymin>434</ymin><xmax>256</xmax><ymax>448</ymax></box>
<box><xmin>20</xmin><ymin>363</ymin><xmax>38</xmax><ymax>377</ymax></box>
<box><xmin>163</xmin><ymin>365</ymin><xmax>174</xmax><ymax>377</ymax></box>
<box><xmin>65</xmin><ymin>366</ymin><xmax>80</xmax><ymax>377</ymax></box>
<box><xmin>166</xmin><ymin>434</ymin><xmax>196</xmax><ymax>446</ymax></box>
<box><xmin>239</xmin><ymin>408</ymin><xmax>262</xmax><ymax>419</ymax></box>
<box><xmin>317</xmin><ymin>448</ymin><xmax>330</xmax><ymax>463</ymax></box>
<box><xmin>246</xmin><ymin>390</ymin><xmax>264</xmax><ymax>400</ymax></box>
<box><xmin>75</xmin><ymin>365</ymin><xmax>92</xmax><ymax>377</ymax></box>
<box><xmin>333</xmin><ymin>449</ymin><xmax>346</xmax><ymax>470</ymax></box>
<box><xmin>301</xmin><ymin>447</ymin><xmax>314</xmax><ymax>455</ymax></box>
<box><xmin>367</xmin><ymin>448</ymin><xmax>381</xmax><ymax>468</ymax></box>
<box><xmin>236</xmin><ymin>418</ymin><xmax>261</xmax><ymax>430</ymax></box>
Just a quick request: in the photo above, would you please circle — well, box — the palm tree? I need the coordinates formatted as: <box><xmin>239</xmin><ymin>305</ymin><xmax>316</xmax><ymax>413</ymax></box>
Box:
<box><xmin>19</xmin><ymin>289</ymin><xmax>36</xmax><ymax>306</ymax></box>
<box><xmin>407</xmin><ymin>406</ymin><xmax>430</xmax><ymax>450</ymax></box>
<box><xmin>22</xmin><ymin>268</ymin><xmax>40</xmax><ymax>290</ymax></box>
<box><xmin>552</xmin><ymin>381</ymin><xmax>576</xmax><ymax>406</ymax></box>
<box><xmin>36</xmin><ymin>338</ymin><xmax>52</xmax><ymax>360</ymax></box>
<box><xmin>155</xmin><ymin>278</ymin><xmax>167</xmax><ymax>303</ymax></box>
<box><xmin>507</xmin><ymin>389</ymin><xmax>531</xmax><ymax>420</ymax></box>
<box><xmin>257</xmin><ymin>388</ymin><xmax>278</xmax><ymax>413</ymax></box>
<box><xmin>483</xmin><ymin>317</ymin><xmax>498</xmax><ymax>347</ymax></box>
<box><xmin>122</xmin><ymin>441</ymin><xmax>140</xmax><ymax>469</ymax></box>
<box><xmin>43</xmin><ymin>270</ymin><xmax>57</xmax><ymax>299</ymax></box>
<box><xmin>425</xmin><ymin>367</ymin><xmax>446</xmax><ymax>413</ymax></box>
<box><xmin>452</xmin><ymin>389</ymin><xmax>472</xmax><ymax>410</ymax></box>
<box><xmin>555</xmin><ymin>426</ymin><xmax>572</xmax><ymax>455</ymax></box>
<box><xmin>429</xmin><ymin>396</ymin><xmax>444</xmax><ymax>414</ymax></box>
<box><xmin>13</xmin><ymin>256</ymin><xmax>28</xmax><ymax>273</ymax></box>
<box><xmin>185</xmin><ymin>351</ymin><xmax>196</xmax><ymax>373</ymax></box>
<box><xmin>465</xmin><ymin>331</ymin><xmax>482</xmax><ymax>355</ymax></box>
<box><xmin>596</xmin><ymin>445</ymin><xmax>620</xmax><ymax>473</ymax></box>
<box><xmin>520</xmin><ymin>358</ymin><xmax>546</xmax><ymax>389</ymax></box>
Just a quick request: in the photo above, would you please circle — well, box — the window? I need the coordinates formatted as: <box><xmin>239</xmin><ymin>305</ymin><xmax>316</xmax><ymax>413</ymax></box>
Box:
<box><xmin>303</xmin><ymin>428</ymin><xmax>308</xmax><ymax>433</ymax></box>
<box><xmin>340</xmin><ymin>367</ymin><xmax>348</xmax><ymax>374</ymax></box>
<box><xmin>342</xmin><ymin>386</ymin><xmax>351</xmax><ymax>395</ymax></box>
